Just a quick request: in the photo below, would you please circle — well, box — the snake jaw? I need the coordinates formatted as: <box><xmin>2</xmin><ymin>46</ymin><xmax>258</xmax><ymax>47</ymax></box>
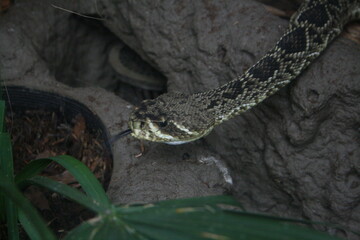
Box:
<box><xmin>128</xmin><ymin>92</ymin><xmax>217</xmax><ymax>143</ymax></box>
<box><xmin>128</xmin><ymin>117</ymin><xmax>214</xmax><ymax>144</ymax></box>
<box><xmin>129</xmin><ymin>120</ymin><xmax>177</xmax><ymax>142</ymax></box>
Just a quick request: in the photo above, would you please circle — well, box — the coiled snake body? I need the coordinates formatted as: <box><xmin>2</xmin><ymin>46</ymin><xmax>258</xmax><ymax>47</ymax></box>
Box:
<box><xmin>126</xmin><ymin>0</ymin><xmax>360</xmax><ymax>144</ymax></box>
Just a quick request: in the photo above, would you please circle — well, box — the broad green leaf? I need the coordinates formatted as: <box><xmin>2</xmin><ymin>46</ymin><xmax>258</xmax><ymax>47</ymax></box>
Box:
<box><xmin>0</xmin><ymin>192</ymin><xmax>5</xmax><ymax>222</ymax></box>
<box><xmin>117</xmin><ymin>195</ymin><xmax>242</xmax><ymax>214</ymax></box>
<box><xmin>66</xmin><ymin>196</ymin><xmax>341</xmax><ymax>240</ymax></box>
<box><xmin>0</xmin><ymin>133</ymin><xmax>13</xmax><ymax>179</ymax></box>
<box><xmin>47</xmin><ymin>155</ymin><xmax>111</xmax><ymax>209</ymax></box>
<box><xmin>5</xmin><ymin>200</ymin><xmax>19</xmax><ymax>240</ymax></box>
<box><xmin>18</xmin><ymin>210</ymin><xmax>42</xmax><ymax>240</ymax></box>
<box><xmin>65</xmin><ymin>217</ymin><xmax>139</xmax><ymax>240</ymax></box>
<box><xmin>123</xmin><ymin>205</ymin><xmax>342</xmax><ymax>240</ymax></box>
<box><xmin>25</xmin><ymin>176</ymin><xmax>106</xmax><ymax>213</ymax></box>
<box><xmin>0</xmin><ymin>100</ymin><xmax>7</xmax><ymax>222</ymax></box>
<box><xmin>0</xmin><ymin>175</ymin><xmax>56</xmax><ymax>240</ymax></box>
<box><xmin>0</xmin><ymin>133</ymin><xmax>19</xmax><ymax>239</ymax></box>
<box><xmin>15</xmin><ymin>159</ymin><xmax>52</xmax><ymax>188</ymax></box>
<box><xmin>0</xmin><ymin>100</ymin><xmax>4</xmax><ymax>132</ymax></box>
<box><xmin>16</xmin><ymin>155</ymin><xmax>110</xmax><ymax>210</ymax></box>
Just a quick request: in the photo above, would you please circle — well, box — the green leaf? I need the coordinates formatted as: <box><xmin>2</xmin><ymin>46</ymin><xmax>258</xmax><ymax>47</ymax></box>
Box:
<box><xmin>25</xmin><ymin>176</ymin><xmax>106</xmax><ymax>213</ymax></box>
<box><xmin>117</xmin><ymin>195</ymin><xmax>242</xmax><ymax>215</ymax></box>
<box><xmin>0</xmin><ymin>133</ymin><xmax>13</xmax><ymax>179</ymax></box>
<box><xmin>15</xmin><ymin>155</ymin><xmax>111</xmax><ymax>210</ymax></box>
<box><xmin>15</xmin><ymin>159</ymin><xmax>52</xmax><ymax>188</ymax></box>
<box><xmin>64</xmin><ymin>217</ymin><xmax>138</xmax><ymax>240</ymax></box>
<box><xmin>0</xmin><ymin>133</ymin><xmax>19</xmax><ymax>239</ymax></box>
<box><xmin>5</xmin><ymin>200</ymin><xmax>19</xmax><ymax>240</ymax></box>
<box><xmin>47</xmin><ymin>155</ymin><xmax>111</xmax><ymax>209</ymax></box>
<box><xmin>0</xmin><ymin>192</ymin><xmax>5</xmax><ymax>222</ymax></box>
<box><xmin>0</xmin><ymin>100</ymin><xmax>5</xmax><ymax>132</ymax></box>
<box><xmin>0</xmin><ymin>99</ymin><xmax>9</xmax><ymax>223</ymax></box>
<box><xmin>66</xmin><ymin>196</ymin><xmax>341</xmax><ymax>240</ymax></box>
<box><xmin>123</xmin><ymin>204</ymin><xmax>341</xmax><ymax>240</ymax></box>
<box><xmin>18</xmin><ymin>210</ymin><xmax>42</xmax><ymax>240</ymax></box>
<box><xmin>0</xmin><ymin>175</ymin><xmax>56</xmax><ymax>240</ymax></box>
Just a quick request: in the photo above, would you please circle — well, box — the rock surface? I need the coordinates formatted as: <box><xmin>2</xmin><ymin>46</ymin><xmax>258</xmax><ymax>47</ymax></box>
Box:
<box><xmin>99</xmin><ymin>0</ymin><xmax>360</xmax><ymax>238</ymax></box>
<box><xmin>0</xmin><ymin>0</ymin><xmax>229</xmax><ymax>214</ymax></box>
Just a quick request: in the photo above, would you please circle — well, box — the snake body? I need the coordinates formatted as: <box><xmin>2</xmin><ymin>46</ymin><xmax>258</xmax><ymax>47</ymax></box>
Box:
<box><xmin>127</xmin><ymin>0</ymin><xmax>360</xmax><ymax>144</ymax></box>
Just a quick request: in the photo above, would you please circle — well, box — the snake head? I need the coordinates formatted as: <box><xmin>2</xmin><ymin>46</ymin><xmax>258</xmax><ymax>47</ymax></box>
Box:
<box><xmin>129</xmin><ymin>92</ymin><xmax>214</xmax><ymax>144</ymax></box>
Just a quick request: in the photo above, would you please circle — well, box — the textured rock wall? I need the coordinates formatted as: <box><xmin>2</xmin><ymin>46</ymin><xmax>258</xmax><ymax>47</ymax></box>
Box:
<box><xmin>99</xmin><ymin>0</ymin><xmax>360</xmax><ymax>238</ymax></box>
<box><xmin>0</xmin><ymin>0</ymin><xmax>120</xmax><ymax>89</ymax></box>
<box><xmin>0</xmin><ymin>0</ymin><xmax>229</xmax><ymax>214</ymax></box>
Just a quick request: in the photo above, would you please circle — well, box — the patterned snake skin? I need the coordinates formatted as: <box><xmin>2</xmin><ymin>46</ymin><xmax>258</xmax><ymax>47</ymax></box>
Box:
<box><xmin>126</xmin><ymin>0</ymin><xmax>360</xmax><ymax>144</ymax></box>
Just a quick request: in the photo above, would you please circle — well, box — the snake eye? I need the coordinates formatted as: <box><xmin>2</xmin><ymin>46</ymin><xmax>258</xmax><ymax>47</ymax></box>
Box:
<box><xmin>158</xmin><ymin>121</ymin><xmax>168</xmax><ymax>128</ymax></box>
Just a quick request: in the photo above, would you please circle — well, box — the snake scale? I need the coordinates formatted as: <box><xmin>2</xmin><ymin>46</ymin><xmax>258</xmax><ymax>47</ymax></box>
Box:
<box><xmin>118</xmin><ymin>0</ymin><xmax>360</xmax><ymax>144</ymax></box>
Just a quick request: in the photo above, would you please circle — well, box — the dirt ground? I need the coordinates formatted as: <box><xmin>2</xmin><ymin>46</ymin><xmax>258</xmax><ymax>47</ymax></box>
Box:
<box><xmin>6</xmin><ymin>108</ymin><xmax>111</xmax><ymax>238</ymax></box>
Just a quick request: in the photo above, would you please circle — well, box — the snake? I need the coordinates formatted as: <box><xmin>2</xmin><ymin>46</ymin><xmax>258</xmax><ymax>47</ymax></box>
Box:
<box><xmin>109</xmin><ymin>44</ymin><xmax>167</xmax><ymax>91</ymax></box>
<box><xmin>116</xmin><ymin>0</ymin><xmax>360</xmax><ymax>145</ymax></box>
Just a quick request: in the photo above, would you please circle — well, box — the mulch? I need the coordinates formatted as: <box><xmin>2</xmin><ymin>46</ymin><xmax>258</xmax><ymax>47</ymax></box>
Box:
<box><xmin>3</xmin><ymin>108</ymin><xmax>112</xmax><ymax>239</ymax></box>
